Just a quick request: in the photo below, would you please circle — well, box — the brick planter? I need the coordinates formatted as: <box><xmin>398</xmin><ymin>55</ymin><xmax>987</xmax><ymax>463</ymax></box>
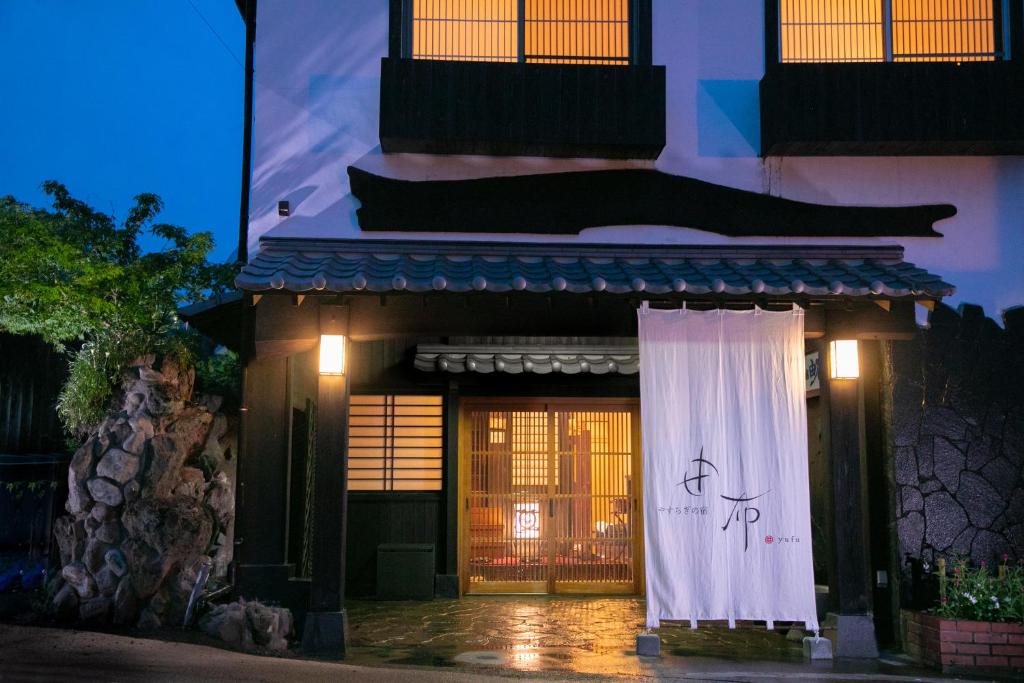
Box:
<box><xmin>902</xmin><ymin>609</ymin><xmax>1024</xmax><ymax>674</ymax></box>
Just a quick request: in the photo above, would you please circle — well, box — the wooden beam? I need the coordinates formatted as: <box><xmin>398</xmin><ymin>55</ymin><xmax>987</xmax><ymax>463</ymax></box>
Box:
<box><xmin>823</xmin><ymin>301</ymin><xmax>918</xmax><ymax>340</ymax></box>
<box><xmin>254</xmin><ymin>339</ymin><xmax>317</xmax><ymax>359</ymax></box>
<box><xmin>247</xmin><ymin>294</ymin><xmax>919</xmax><ymax>344</ymax></box>
<box><xmin>345</xmin><ymin>295</ymin><xmax>916</xmax><ymax>341</ymax></box>
<box><xmin>253</xmin><ymin>295</ymin><xmax>319</xmax><ymax>357</ymax></box>
<box><xmin>347</xmin><ymin>294</ymin><xmax>639</xmax><ymax>339</ymax></box>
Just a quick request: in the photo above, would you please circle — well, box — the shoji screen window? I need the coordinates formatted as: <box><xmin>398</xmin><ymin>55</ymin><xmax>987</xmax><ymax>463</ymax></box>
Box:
<box><xmin>411</xmin><ymin>0</ymin><xmax>631</xmax><ymax>65</ymax></box>
<box><xmin>348</xmin><ymin>395</ymin><xmax>443</xmax><ymax>492</ymax></box>
<box><xmin>779</xmin><ymin>1</ymin><xmax>1003</xmax><ymax>63</ymax></box>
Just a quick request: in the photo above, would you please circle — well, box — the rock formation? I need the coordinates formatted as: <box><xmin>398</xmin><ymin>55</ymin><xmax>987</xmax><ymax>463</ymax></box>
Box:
<box><xmin>51</xmin><ymin>355</ymin><xmax>236</xmax><ymax>628</ymax></box>
<box><xmin>199</xmin><ymin>599</ymin><xmax>293</xmax><ymax>652</ymax></box>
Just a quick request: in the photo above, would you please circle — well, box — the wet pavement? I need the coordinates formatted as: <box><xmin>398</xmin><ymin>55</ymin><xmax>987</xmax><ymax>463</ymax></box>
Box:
<box><xmin>0</xmin><ymin>601</ymin><xmax>993</xmax><ymax>682</ymax></box>
<box><xmin>345</xmin><ymin>596</ymin><xmax>970</xmax><ymax>681</ymax></box>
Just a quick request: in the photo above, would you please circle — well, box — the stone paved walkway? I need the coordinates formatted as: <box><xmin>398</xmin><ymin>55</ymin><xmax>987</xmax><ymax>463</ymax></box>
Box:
<box><xmin>344</xmin><ymin>596</ymin><xmax>957</xmax><ymax>680</ymax></box>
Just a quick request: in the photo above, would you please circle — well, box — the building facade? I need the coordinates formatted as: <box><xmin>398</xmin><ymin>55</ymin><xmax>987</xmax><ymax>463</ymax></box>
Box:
<box><xmin>193</xmin><ymin>0</ymin><xmax>1024</xmax><ymax>657</ymax></box>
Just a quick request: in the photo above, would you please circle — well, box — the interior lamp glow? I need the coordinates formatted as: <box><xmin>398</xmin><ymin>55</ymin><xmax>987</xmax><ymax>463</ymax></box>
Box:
<box><xmin>829</xmin><ymin>339</ymin><xmax>860</xmax><ymax>380</ymax></box>
<box><xmin>319</xmin><ymin>335</ymin><xmax>346</xmax><ymax>375</ymax></box>
<box><xmin>513</xmin><ymin>503</ymin><xmax>540</xmax><ymax>539</ymax></box>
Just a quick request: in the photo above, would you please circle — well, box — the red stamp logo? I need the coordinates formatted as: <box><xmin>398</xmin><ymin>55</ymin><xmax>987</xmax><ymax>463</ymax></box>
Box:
<box><xmin>764</xmin><ymin>535</ymin><xmax>774</xmax><ymax>544</ymax></box>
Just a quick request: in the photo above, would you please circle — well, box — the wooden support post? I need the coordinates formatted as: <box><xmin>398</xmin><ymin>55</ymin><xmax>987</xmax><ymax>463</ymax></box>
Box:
<box><xmin>821</xmin><ymin>321</ymin><xmax>879</xmax><ymax>658</ymax></box>
<box><xmin>439</xmin><ymin>379</ymin><xmax>460</xmax><ymax>596</ymax></box>
<box><xmin>302</xmin><ymin>305</ymin><xmax>351</xmax><ymax>657</ymax></box>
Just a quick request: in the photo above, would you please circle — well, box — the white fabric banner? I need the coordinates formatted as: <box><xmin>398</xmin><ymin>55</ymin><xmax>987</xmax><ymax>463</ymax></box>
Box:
<box><xmin>638</xmin><ymin>306</ymin><xmax>819</xmax><ymax>631</ymax></box>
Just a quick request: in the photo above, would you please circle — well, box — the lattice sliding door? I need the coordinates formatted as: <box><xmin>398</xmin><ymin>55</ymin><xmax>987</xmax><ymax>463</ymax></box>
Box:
<box><xmin>553</xmin><ymin>408</ymin><xmax>636</xmax><ymax>592</ymax></box>
<box><xmin>463</xmin><ymin>400</ymin><xmax>640</xmax><ymax>594</ymax></box>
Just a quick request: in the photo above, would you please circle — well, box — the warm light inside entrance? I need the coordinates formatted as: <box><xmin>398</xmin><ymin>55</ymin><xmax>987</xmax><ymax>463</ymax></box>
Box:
<box><xmin>513</xmin><ymin>502</ymin><xmax>541</xmax><ymax>539</ymax></box>
<box><xmin>829</xmin><ymin>339</ymin><xmax>860</xmax><ymax>380</ymax></box>
<box><xmin>319</xmin><ymin>334</ymin><xmax>346</xmax><ymax>375</ymax></box>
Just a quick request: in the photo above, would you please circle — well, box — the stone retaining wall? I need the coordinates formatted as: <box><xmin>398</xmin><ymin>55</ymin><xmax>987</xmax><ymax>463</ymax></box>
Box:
<box><xmin>888</xmin><ymin>304</ymin><xmax>1024</xmax><ymax>568</ymax></box>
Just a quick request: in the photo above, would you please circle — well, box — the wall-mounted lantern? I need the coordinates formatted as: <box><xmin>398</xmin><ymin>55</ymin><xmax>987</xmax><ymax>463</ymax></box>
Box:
<box><xmin>319</xmin><ymin>334</ymin><xmax>347</xmax><ymax>376</ymax></box>
<box><xmin>829</xmin><ymin>339</ymin><xmax>859</xmax><ymax>380</ymax></box>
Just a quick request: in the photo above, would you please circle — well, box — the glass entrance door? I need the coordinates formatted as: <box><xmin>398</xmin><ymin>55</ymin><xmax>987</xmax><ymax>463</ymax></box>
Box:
<box><xmin>461</xmin><ymin>400</ymin><xmax>640</xmax><ymax>594</ymax></box>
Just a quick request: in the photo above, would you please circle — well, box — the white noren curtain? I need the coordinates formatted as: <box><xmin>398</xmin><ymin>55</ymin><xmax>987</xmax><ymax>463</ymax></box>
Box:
<box><xmin>639</xmin><ymin>306</ymin><xmax>818</xmax><ymax>631</ymax></box>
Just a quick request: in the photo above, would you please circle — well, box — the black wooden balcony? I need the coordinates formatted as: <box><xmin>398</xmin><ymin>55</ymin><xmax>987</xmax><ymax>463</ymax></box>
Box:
<box><xmin>379</xmin><ymin>57</ymin><xmax>666</xmax><ymax>160</ymax></box>
<box><xmin>760</xmin><ymin>61</ymin><xmax>1024</xmax><ymax>156</ymax></box>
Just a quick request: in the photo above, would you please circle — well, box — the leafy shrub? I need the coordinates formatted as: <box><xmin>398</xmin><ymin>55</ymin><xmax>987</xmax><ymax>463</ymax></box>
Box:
<box><xmin>194</xmin><ymin>347</ymin><xmax>241</xmax><ymax>409</ymax></box>
<box><xmin>934</xmin><ymin>556</ymin><xmax>1024</xmax><ymax>623</ymax></box>
<box><xmin>0</xmin><ymin>183</ymin><xmax>234</xmax><ymax>436</ymax></box>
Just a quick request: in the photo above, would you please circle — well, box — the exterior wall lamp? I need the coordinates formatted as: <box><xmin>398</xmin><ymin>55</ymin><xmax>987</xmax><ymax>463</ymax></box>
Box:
<box><xmin>829</xmin><ymin>339</ymin><xmax>860</xmax><ymax>380</ymax></box>
<box><xmin>319</xmin><ymin>334</ymin><xmax>347</xmax><ymax>376</ymax></box>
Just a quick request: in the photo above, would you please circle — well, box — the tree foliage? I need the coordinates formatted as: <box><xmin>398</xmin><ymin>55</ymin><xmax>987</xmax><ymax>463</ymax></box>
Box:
<box><xmin>0</xmin><ymin>182</ymin><xmax>236</xmax><ymax>435</ymax></box>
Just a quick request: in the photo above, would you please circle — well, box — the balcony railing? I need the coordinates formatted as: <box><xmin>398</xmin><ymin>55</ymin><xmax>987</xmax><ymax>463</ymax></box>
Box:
<box><xmin>762</xmin><ymin>0</ymin><xmax>1024</xmax><ymax>155</ymax></box>
<box><xmin>381</xmin><ymin>0</ymin><xmax>662</xmax><ymax>159</ymax></box>
<box><xmin>777</xmin><ymin>0</ymin><xmax>1009</xmax><ymax>63</ymax></box>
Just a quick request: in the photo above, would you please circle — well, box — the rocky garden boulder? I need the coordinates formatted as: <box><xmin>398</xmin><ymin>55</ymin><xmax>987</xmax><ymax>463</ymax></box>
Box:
<box><xmin>48</xmin><ymin>355</ymin><xmax>237</xmax><ymax>629</ymax></box>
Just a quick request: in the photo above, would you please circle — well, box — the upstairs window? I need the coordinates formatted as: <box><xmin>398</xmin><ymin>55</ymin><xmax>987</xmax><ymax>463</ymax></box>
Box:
<box><xmin>410</xmin><ymin>0</ymin><xmax>632</xmax><ymax>65</ymax></box>
<box><xmin>778</xmin><ymin>1</ymin><xmax>1005</xmax><ymax>63</ymax></box>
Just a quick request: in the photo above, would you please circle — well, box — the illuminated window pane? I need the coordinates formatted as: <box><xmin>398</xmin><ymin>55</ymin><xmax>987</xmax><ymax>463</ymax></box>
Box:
<box><xmin>892</xmin><ymin>0</ymin><xmax>995</xmax><ymax>62</ymax></box>
<box><xmin>412</xmin><ymin>0</ymin><xmax>518</xmax><ymax>62</ymax></box>
<box><xmin>412</xmin><ymin>0</ymin><xmax>630</xmax><ymax>65</ymax></box>
<box><xmin>781</xmin><ymin>0</ymin><xmax>885</xmax><ymax>63</ymax></box>
<box><xmin>348</xmin><ymin>395</ymin><xmax>443</xmax><ymax>492</ymax></box>
<box><xmin>524</xmin><ymin>0</ymin><xmax>630</xmax><ymax>65</ymax></box>
<box><xmin>511</xmin><ymin>411</ymin><xmax>551</xmax><ymax>486</ymax></box>
<box><xmin>780</xmin><ymin>1</ymin><xmax>998</xmax><ymax>63</ymax></box>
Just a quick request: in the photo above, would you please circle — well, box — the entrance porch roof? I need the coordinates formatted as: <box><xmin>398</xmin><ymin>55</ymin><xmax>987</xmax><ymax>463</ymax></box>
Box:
<box><xmin>415</xmin><ymin>341</ymin><xmax>640</xmax><ymax>375</ymax></box>
<box><xmin>236</xmin><ymin>238</ymin><xmax>954</xmax><ymax>300</ymax></box>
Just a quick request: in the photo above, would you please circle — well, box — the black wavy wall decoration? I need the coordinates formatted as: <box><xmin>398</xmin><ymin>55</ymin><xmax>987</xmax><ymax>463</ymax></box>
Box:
<box><xmin>348</xmin><ymin>167</ymin><xmax>954</xmax><ymax>238</ymax></box>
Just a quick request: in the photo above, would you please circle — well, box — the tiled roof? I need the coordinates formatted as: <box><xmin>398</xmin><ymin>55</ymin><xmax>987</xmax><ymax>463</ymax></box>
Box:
<box><xmin>414</xmin><ymin>344</ymin><xmax>640</xmax><ymax>375</ymax></box>
<box><xmin>236</xmin><ymin>238</ymin><xmax>954</xmax><ymax>299</ymax></box>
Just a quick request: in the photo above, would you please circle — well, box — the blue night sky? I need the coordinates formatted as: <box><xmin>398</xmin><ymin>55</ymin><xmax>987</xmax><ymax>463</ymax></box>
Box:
<box><xmin>0</xmin><ymin>1</ymin><xmax>244</xmax><ymax>262</ymax></box>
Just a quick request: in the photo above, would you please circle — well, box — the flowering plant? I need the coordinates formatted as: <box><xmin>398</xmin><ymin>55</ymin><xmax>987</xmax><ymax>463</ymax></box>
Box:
<box><xmin>933</xmin><ymin>555</ymin><xmax>1024</xmax><ymax>623</ymax></box>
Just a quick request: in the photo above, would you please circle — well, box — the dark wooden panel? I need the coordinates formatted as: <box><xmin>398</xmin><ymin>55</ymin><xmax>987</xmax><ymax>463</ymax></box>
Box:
<box><xmin>0</xmin><ymin>455</ymin><xmax>68</xmax><ymax>555</ymax></box>
<box><xmin>0</xmin><ymin>334</ymin><xmax>67</xmax><ymax>455</ymax></box>
<box><xmin>345</xmin><ymin>493</ymin><xmax>442</xmax><ymax>597</ymax></box>
<box><xmin>286</xmin><ymin>407</ymin><xmax>309</xmax><ymax>573</ymax></box>
<box><xmin>761</xmin><ymin>62</ymin><xmax>1024</xmax><ymax>156</ymax></box>
<box><xmin>348</xmin><ymin>336</ymin><xmax>445</xmax><ymax>394</ymax></box>
<box><xmin>236</xmin><ymin>356</ymin><xmax>290</xmax><ymax>566</ymax></box>
<box><xmin>349</xmin><ymin>167</ymin><xmax>953</xmax><ymax>237</ymax></box>
<box><xmin>379</xmin><ymin>58</ymin><xmax>665</xmax><ymax>159</ymax></box>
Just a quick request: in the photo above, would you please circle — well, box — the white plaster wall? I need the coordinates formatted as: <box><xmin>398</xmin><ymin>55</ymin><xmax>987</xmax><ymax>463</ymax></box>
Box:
<box><xmin>250</xmin><ymin>0</ymin><xmax>1024</xmax><ymax>317</ymax></box>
